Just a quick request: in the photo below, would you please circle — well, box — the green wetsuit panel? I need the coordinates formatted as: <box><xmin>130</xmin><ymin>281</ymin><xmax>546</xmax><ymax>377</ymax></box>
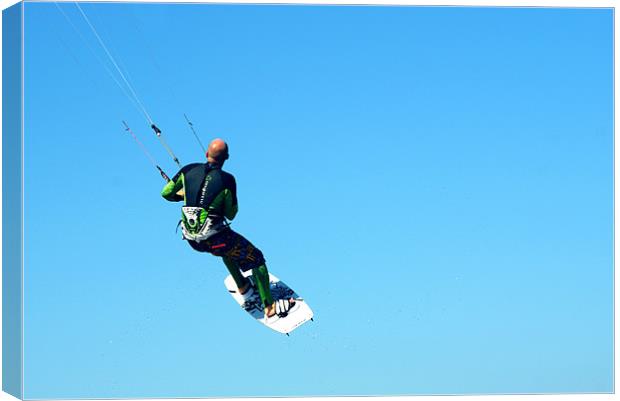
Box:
<box><xmin>161</xmin><ymin>174</ymin><xmax>185</xmax><ymax>202</ymax></box>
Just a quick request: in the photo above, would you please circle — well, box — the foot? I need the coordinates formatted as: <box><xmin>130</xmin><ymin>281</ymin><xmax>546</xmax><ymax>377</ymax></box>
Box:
<box><xmin>265</xmin><ymin>298</ymin><xmax>296</xmax><ymax>319</ymax></box>
<box><xmin>238</xmin><ymin>281</ymin><xmax>251</xmax><ymax>295</ymax></box>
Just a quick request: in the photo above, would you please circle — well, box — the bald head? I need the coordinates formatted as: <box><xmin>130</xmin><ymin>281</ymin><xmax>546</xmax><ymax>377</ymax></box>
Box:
<box><xmin>206</xmin><ymin>138</ymin><xmax>229</xmax><ymax>165</ymax></box>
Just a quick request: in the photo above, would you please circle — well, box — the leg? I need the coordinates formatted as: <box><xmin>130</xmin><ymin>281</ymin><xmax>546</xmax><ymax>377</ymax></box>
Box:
<box><xmin>189</xmin><ymin>237</ymin><xmax>250</xmax><ymax>293</ymax></box>
<box><xmin>248</xmin><ymin>260</ymin><xmax>296</xmax><ymax>319</ymax></box>
<box><xmin>222</xmin><ymin>256</ymin><xmax>250</xmax><ymax>294</ymax></box>
<box><xmin>208</xmin><ymin>229</ymin><xmax>276</xmax><ymax>314</ymax></box>
<box><xmin>252</xmin><ymin>264</ymin><xmax>274</xmax><ymax>308</ymax></box>
<box><xmin>254</xmin><ymin>264</ymin><xmax>299</xmax><ymax>318</ymax></box>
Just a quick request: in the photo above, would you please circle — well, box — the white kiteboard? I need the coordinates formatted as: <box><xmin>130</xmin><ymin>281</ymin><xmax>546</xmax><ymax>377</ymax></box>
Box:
<box><xmin>224</xmin><ymin>271</ymin><xmax>313</xmax><ymax>335</ymax></box>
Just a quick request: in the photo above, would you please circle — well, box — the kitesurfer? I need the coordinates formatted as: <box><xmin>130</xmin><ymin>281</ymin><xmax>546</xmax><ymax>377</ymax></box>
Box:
<box><xmin>161</xmin><ymin>138</ymin><xmax>294</xmax><ymax>320</ymax></box>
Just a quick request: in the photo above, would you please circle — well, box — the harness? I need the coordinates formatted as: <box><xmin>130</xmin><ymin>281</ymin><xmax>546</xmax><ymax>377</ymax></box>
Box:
<box><xmin>179</xmin><ymin>207</ymin><xmax>227</xmax><ymax>242</ymax></box>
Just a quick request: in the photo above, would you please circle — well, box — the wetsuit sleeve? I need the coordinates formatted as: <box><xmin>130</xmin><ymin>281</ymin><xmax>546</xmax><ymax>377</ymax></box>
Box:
<box><xmin>224</xmin><ymin>176</ymin><xmax>238</xmax><ymax>220</ymax></box>
<box><xmin>161</xmin><ymin>169</ymin><xmax>184</xmax><ymax>202</ymax></box>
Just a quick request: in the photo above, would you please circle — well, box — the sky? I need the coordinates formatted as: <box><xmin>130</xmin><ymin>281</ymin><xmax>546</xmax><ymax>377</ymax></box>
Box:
<box><xmin>18</xmin><ymin>2</ymin><xmax>613</xmax><ymax>399</ymax></box>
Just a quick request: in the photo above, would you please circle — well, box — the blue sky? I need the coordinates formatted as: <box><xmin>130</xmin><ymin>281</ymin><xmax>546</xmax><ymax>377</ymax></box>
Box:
<box><xmin>20</xmin><ymin>3</ymin><xmax>613</xmax><ymax>398</ymax></box>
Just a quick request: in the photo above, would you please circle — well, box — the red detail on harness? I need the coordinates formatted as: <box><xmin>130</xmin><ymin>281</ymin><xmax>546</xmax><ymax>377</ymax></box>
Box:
<box><xmin>211</xmin><ymin>243</ymin><xmax>226</xmax><ymax>249</ymax></box>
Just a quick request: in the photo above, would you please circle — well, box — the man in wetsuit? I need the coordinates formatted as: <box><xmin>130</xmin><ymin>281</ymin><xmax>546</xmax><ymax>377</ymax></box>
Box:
<box><xmin>161</xmin><ymin>138</ymin><xmax>293</xmax><ymax>320</ymax></box>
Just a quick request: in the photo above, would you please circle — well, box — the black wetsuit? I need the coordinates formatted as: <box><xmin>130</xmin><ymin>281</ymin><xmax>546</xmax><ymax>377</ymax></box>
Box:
<box><xmin>161</xmin><ymin>163</ymin><xmax>273</xmax><ymax>307</ymax></box>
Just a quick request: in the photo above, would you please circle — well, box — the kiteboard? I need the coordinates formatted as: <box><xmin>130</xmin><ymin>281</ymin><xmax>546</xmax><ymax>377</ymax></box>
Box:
<box><xmin>224</xmin><ymin>271</ymin><xmax>313</xmax><ymax>335</ymax></box>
